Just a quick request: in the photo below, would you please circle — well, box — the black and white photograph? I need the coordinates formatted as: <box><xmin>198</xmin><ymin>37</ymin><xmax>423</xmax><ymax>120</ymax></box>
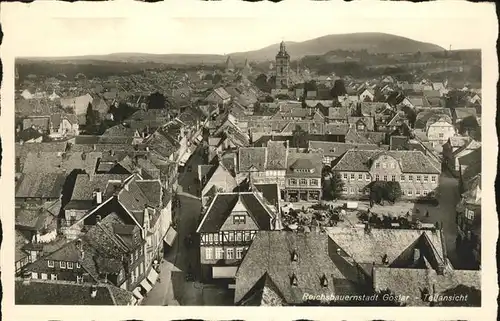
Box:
<box><xmin>0</xmin><ymin>1</ymin><xmax>497</xmax><ymax>320</ymax></box>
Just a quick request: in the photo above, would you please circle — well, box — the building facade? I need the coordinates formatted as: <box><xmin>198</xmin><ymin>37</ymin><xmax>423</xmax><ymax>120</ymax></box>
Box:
<box><xmin>331</xmin><ymin>150</ymin><xmax>441</xmax><ymax>200</ymax></box>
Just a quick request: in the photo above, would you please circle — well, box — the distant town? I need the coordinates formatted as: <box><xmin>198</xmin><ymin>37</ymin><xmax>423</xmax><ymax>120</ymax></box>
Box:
<box><xmin>14</xmin><ymin>39</ymin><xmax>481</xmax><ymax>306</ymax></box>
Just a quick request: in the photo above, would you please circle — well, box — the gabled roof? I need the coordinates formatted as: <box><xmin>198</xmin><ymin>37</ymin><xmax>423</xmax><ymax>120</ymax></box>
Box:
<box><xmin>235</xmin><ymin>231</ymin><xmax>357</xmax><ymax>305</ymax></box>
<box><xmin>15</xmin><ymin>279</ymin><xmax>134</xmax><ymax>305</ymax></box>
<box><xmin>238</xmin><ymin>147</ymin><xmax>267</xmax><ymax>172</ymax></box>
<box><xmin>332</xmin><ymin>149</ymin><xmax>441</xmax><ymax>174</ymax></box>
<box><xmin>326</xmin><ymin>226</ymin><xmax>445</xmax><ymax>267</ymax></box>
<box><xmin>308</xmin><ymin>141</ymin><xmax>380</xmax><ymax>158</ymax></box>
<box><xmin>265</xmin><ymin>141</ymin><xmax>287</xmax><ymax>170</ymax></box>
<box><xmin>373</xmin><ymin>267</ymin><xmax>480</xmax><ymax>306</ymax></box>
<box><xmin>197</xmin><ymin>192</ymin><xmax>274</xmax><ymax>233</ymax></box>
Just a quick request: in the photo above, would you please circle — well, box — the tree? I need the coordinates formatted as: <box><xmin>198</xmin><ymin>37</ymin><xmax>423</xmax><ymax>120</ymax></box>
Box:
<box><xmin>459</xmin><ymin>115</ymin><xmax>479</xmax><ymax>135</ymax></box>
<box><xmin>329</xmin><ymin>172</ymin><xmax>345</xmax><ymax>200</ymax></box>
<box><xmin>212</xmin><ymin>74</ymin><xmax>222</xmax><ymax>85</ymax></box>
<box><xmin>291</xmin><ymin>125</ymin><xmax>308</xmax><ymax>148</ymax></box>
<box><xmin>147</xmin><ymin>92</ymin><xmax>166</xmax><ymax>109</ymax></box>
<box><xmin>85</xmin><ymin>103</ymin><xmax>97</xmax><ymax>129</ymax></box>
<box><xmin>330</xmin><ymin>79</ymin><xmax>347</xmax><ymax>98</ymax></box>
<box><xmin>370</xmin><ymin>181</ymin><xmax>403</xmax><ymax>204</ymax></box>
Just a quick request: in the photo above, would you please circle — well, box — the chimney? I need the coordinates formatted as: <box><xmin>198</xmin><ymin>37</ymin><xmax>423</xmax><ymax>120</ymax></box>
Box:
<box><xmin>291</xmin><ymin>250</ymin><xmax>298</xmax><ymax>262</ymax></box>
<box><xmin>290</xmin><ymin>273</ymin><xmax>298</xmax><ymax>286</ymax></box>
<box><xmin>321</xmin><ymin>274</ymin><xmax>328</xmax><ymax>287</ymax></box>
<box><xmin>95</xmin><ymin>189</ymin><xmax>102</xmax><ymax>204</ymax></box>
<box><xmin>90</xmin><ymin>286</ymin><xmax>98</xmax><ymax>299</ymax></box>
<box><xmin>93</xmin><ymin>144</ymin><xmax>97</xmax><ymax>151</ymax></box>
<box><xmin>96</xmin><ymin>215</ymin><xmax>102</xmax><ymax>223</ymax></box>
<box><xmin>382</xmin><ymin>254</ymin><xmax>389</xmax><ymax>265</ymax></box>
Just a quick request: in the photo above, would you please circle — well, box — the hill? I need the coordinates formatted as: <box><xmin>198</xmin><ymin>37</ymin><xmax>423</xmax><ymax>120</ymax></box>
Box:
<box><xmin>229</xmin><ymin>32</ymin><xmax>445</xmax><ymax>61</ymax></box>
<box><xmin>18</xmin><ymin>33</ymin><xmax>445</xmax><ymax>65</ymax></box>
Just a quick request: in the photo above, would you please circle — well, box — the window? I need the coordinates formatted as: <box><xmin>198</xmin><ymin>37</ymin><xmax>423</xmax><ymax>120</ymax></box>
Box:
<box><xmin>60</xmin><ymin>261</ymin><xmax>66</xmax><ymax>269</ymax></box>
<box><xmin>50</xmin><ymin>274</ymin><xmax>57</xmax><ymax>280</ymax></box>
<box><xmin>236</xmin><ymin>248</ymin><xmax>244</xmax><ymax>259</ymax></box>
<box><xmin>391</xmin><ymin>175</ymin><xmax>396</xmax><ymax>181</ymax></box>
<box><xmin>423</xmin><ymin>190</ymin><xmax>428</xmax><ymax>195</ymax></box>
<box><xmin>139</xmin><ymin>262</ymin><xmax>144</xmax><ymax>275</ymax></box>
<box><xmin>375</xmin><ymin>174</ymin><xmax>380</xmax><ymax>181</ymax></box>
<box><xmin>130</xmin><ymin>254</ymin><xmax>134</xmax><ymax>264</ymax></box>
<box><xmin>465</xmin><ymin>209</ymin><xmax>475</xmax><ymax>220</ymax></box>
<box><xmin>226</xmin><ymin>248</ymin><xmax>235</xmax><ymax>259</ymax></box>
<box><xmin>32</xmin><ymin>272</ymin><xmax>38</xmax><ymax>279</ymax></box>
<box><xmin>409</xmin><ymin>175</ymin><xmax>413</xmax><ymax>182</ymax></box>
<box><xmin>41</xmin><ymin>273</ymin><xmax>48</xmax><ymax>280</ymax></box>
<box><xmin>343</xmin><ymin>173</ymin><xmax>348</xmax><ymax>179</ymax></box>
<box><xmin>236</xmin><ymin>232</ymin><xmax>243</xmax><ymax>242</ymax></box>
<box><xmin>310</xmin><ymin>179</ymin><xmax>319</xmax><ymax>186</ymax></box>
<box><xmin>391</xmin><ymin>163</ymin><xmax>396</xmax><ymax>169</ymax></box>
<box><xmin>375</xmin><ymin>162</ymin><xmax>380</xmax><ymax>168</ymax></box>
<box><xmin>76</xmin><ymin>262</ymin><xmax>81</xmax><ymax>269</ymax></box>
<box><xmin>233</xmin><ymin>215</ymin><xmax>246</xmax><ymax>224</ymax></box>
<box><xmin>416</xmin><ymin>175</ymin><xmax>421</xmax><ymax>182</ymax></box>
<box><xmin>365</xmin><ymin>174</ymin><xmax>370</xmax><ymax>181</ymax></box>
<box><xmin>77</xmin><ymin>275</ymin><xmax>83</xmax><ymax>284</ymax></box>
<box><xmin>48</xmin><ymin>260</ymin><xmax>54</xmax><ymax>268</ymax></box>
<box><xmin>383</xmin><ymin>175</ymin><xmax>388</xmax><ymax>181</ymax></box>
<box><xmin>416</xmin><ymin>190</ymin><xmax>421</xmax><ymax>195</ymax></box>
<box><xmin>214</xmin><ymin>233</ymin><xmax>219</xmax><ymax>243</ymax></box>
<box><xmin>135</xmin><ymin>250</ymin><xmax>139</xmax><ymax>260</ymax></box>
<box><xmin>358</xmin><ymin>174</ymin><xmax>363</xmax><ymax>181</ymax></box>
<box><xmin>244</xmin><ymin>231</ymin><xmax>251</xmax><ymax>241</ymax></box>
<box><xmin>67</xmin><ymin>262</ymin><xmax>74</xmax><ymax>269</ymax></box>
<box><xmin>400</xmin><ymin>175</ymin><xmax>405</xmax><ymax>182</ymax></box>
<box><xmin>215</xmin><ymin>247</ymin><xmax>224</xmax><ymax>259</ymax></box>
<box><xmin>229</xmin><ymin>232</ymin><xmax>235</xmax><ymax>242</ymax></box>
<box><xmin>289</xmin><ymin>178</ymin><xmax>297</xmax><ymax>185</ymax></box>
<box><xmin>350</xmin><ymin>173</ymin><xmax>355</xmax><ymax>180</ymax></box>
<box><xmin>439</xmin><ymin>133</ymin><xmax>444</xmax><ymax>138</ymax></box>
<box><xmin>205</xmin><ymin>248</ymin><xmax>213</xmax><ymax>260</ymax></box>
<box><xmin>208</xmin><ymin>233</ymin><xmax>213</xmax><ymax>243</ymax></box>
<box><xmin>342</xmin><ymin>187</ymin><xmax>348</xmax><ymax>192</ymax></box>
<box><xmin>431</xmin><ymin>175</ymin><xmax>436</xmax><ymax>183</ymax></box>
<box><xmin>423</xmin><ymin>175</ymin><xmax>429</xmax><ymax>182</ymax></box>
<box><xmin>382</xmin><ymin>163</ymin><xmax>387</xmax><ymax>169</ymax></box>
<box><xmin>408</xmin><ymin>190</ymin><xmax>413</xmax><ymax>195</ymax></box>
<box><xmin>299</xmin><ymin>179</ymin><xmax>308</xmax><ymax>186</ymax></box>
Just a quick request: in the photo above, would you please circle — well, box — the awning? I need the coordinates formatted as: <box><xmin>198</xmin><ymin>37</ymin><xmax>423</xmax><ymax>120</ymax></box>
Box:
<box><xmin>163</xmin><ymin>226</ymin><xmax>178</xmax><ymax>247</ymax></box>
<box><xmin>140</xmin><ymin>278</ymin><xmax>153</xmax><ymax>292</ymax></box>
<box><xmin>147</xmin><ymin>268</ymin><xmax>159</xmax><ymax>286</ymax></box>
<box><xmin>132</xmin><ymin>287</ymin><xmax>144</xmax><ymax>300</ymax></box>
<box><xmin>212</xmin><ymin>266</ymin><xmax>238</xmax><ymax>279</ymax></box>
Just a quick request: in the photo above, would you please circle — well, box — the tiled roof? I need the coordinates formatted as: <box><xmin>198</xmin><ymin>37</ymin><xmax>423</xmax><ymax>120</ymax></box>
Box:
<box><xmin>235</xmin><ymin>231</ymin><xmax>357</xmax><ymax>305</ymax></box>
<box><xmin>414</xmin><ymin>110</ymin><xmax>452</xmax><ymax>129</ymax></box>
<box><xmin>326</xmin><ymin>227</ymin><xmax>445</xmax><ymax>266</ymax></box>
<box><xmin>348</xmin><ymin>116</ymin><xmax>375</xmax><ymax>131</ymax></box>
<box><xmin>253</xmin><ymin>183</ymin><xmax>280</xmax><ymax>207</ymax></box>
<box><xmin>373</xmin><ymin>267</ymin><xmax>480</xmax><ymax>306</ymax></box>
<box><xmin>22</xmin><ymin>116</ymin><xmax>50</xmax><ymax>131</ymax></box>
<box><xmin>213</xmin><ymin>87</ymin><xmax>231</xmax><ymax>100</ymax></box>
<box><xmin>16</xmin><ymin>172</ymin><xmax>67</xmax><ymax>199</ymax></box>
<box><xmin>345</xmin><ymin>129</ymin><xmax>386</xmax><ymax>145</ymax></box>
<box><xmin>197</xmin><ymin>192</ymin><xmax>273</xmax><ymax>233</ymax></box>
<box><xmin>332</xmin><ymin>149</ymin><xmax>441</xmax><ymax>174</ymax></box>
<box><xmin>327</xmin><ymin>107</ymin><xmax>348</xmax><ymax>119</ymax></box>
<box><xmin>102</xmin><ymin>124</ymin><xmax>137</xmax><ymax>137</ymax></box>
<box><xmin>308</xmin><ymin>141</ymin><xmax>380</xmax><ymax>158</ymax></box>
<box><xmin>265</xmin><ymin>141</ymin><xmax>287</xmax><ymax>170</ymax></box>
<box><xmin>15</xmin><ymin>279</ymin><xmax>134</xmax><ymax>305</ymax></box>
<box><xmin>238</xmin><ymin>147</ymin><xmax>267</xmax><ymax>172</ymax></box>
<box><xmin>454</xmin><ymin>107</ymin><xmax>477</xmax><ymax>120</ymax></box>
<box><xmin>458</xmin><ymin>147</ymin><xmax>481</xmax><ymax>167</ymax></box>
<box><xmin>70</xmin><ymin>174</ymin><xmax>130</xmax><ymax>202</ymax></box>
<box><xmin>15</xmin><ymin>208</ymin><xmax>57</xmax><ymax>231</ymax></box>
<box><xmin>324</xmin><ymin>123</ymin><xmax>349</xmax><ymax>135</ymax></box>
<box><xmin>286</xmin><ymin>151</ymin><xmax>322</xmax><ymax>177</ymax></box>
<box><xmin>21</xmin><ymin>151</ymin><xmax>101</xmax><ymax>175</ymax></box>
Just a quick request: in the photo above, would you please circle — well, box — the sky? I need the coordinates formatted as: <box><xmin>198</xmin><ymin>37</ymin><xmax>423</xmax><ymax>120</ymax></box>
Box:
<box><xmin>1</xmin><ymin>1</ymin><xmax>496</xmax><ymax>57</ymax></box>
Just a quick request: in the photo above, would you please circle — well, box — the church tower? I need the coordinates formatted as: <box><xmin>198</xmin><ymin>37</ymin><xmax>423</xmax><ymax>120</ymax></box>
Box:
<box><xmin>275</xmin><ymin>41</ymin><xmax>290</xmax><ymax>89</ymax></box>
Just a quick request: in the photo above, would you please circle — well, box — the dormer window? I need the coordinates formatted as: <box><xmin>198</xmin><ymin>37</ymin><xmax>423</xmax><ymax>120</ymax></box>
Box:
<box><xmin>290</xmin><ymin>273</ymin><xmax>298</xmax><ymax>286</ymax></box>
<box><xmin>321</xmin><ymin>274</ymin><xmax>328</xmax><ymax>287</ymax></box>
<box><xmin>291</xmin><ymin>250</ymin><xmax>298</xmax><ymax>262</ymax></box>
<box><xmin>382</xmin><ymin>254</ymin><xmax>389</xmax><ymax>264</ymax></box>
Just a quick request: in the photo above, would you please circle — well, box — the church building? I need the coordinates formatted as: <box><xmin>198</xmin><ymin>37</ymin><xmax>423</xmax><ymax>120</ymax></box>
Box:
<box><xmin>275</xmin><ymin>41</ymin><xmax>290</xmax><ymax>89</ymax></box>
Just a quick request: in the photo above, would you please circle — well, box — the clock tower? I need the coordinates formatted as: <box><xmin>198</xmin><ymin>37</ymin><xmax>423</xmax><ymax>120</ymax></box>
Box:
<box><xmin>275</xmin><ymin>41</ymin><xmax>290</xmax><ymax>89</ymax></box>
